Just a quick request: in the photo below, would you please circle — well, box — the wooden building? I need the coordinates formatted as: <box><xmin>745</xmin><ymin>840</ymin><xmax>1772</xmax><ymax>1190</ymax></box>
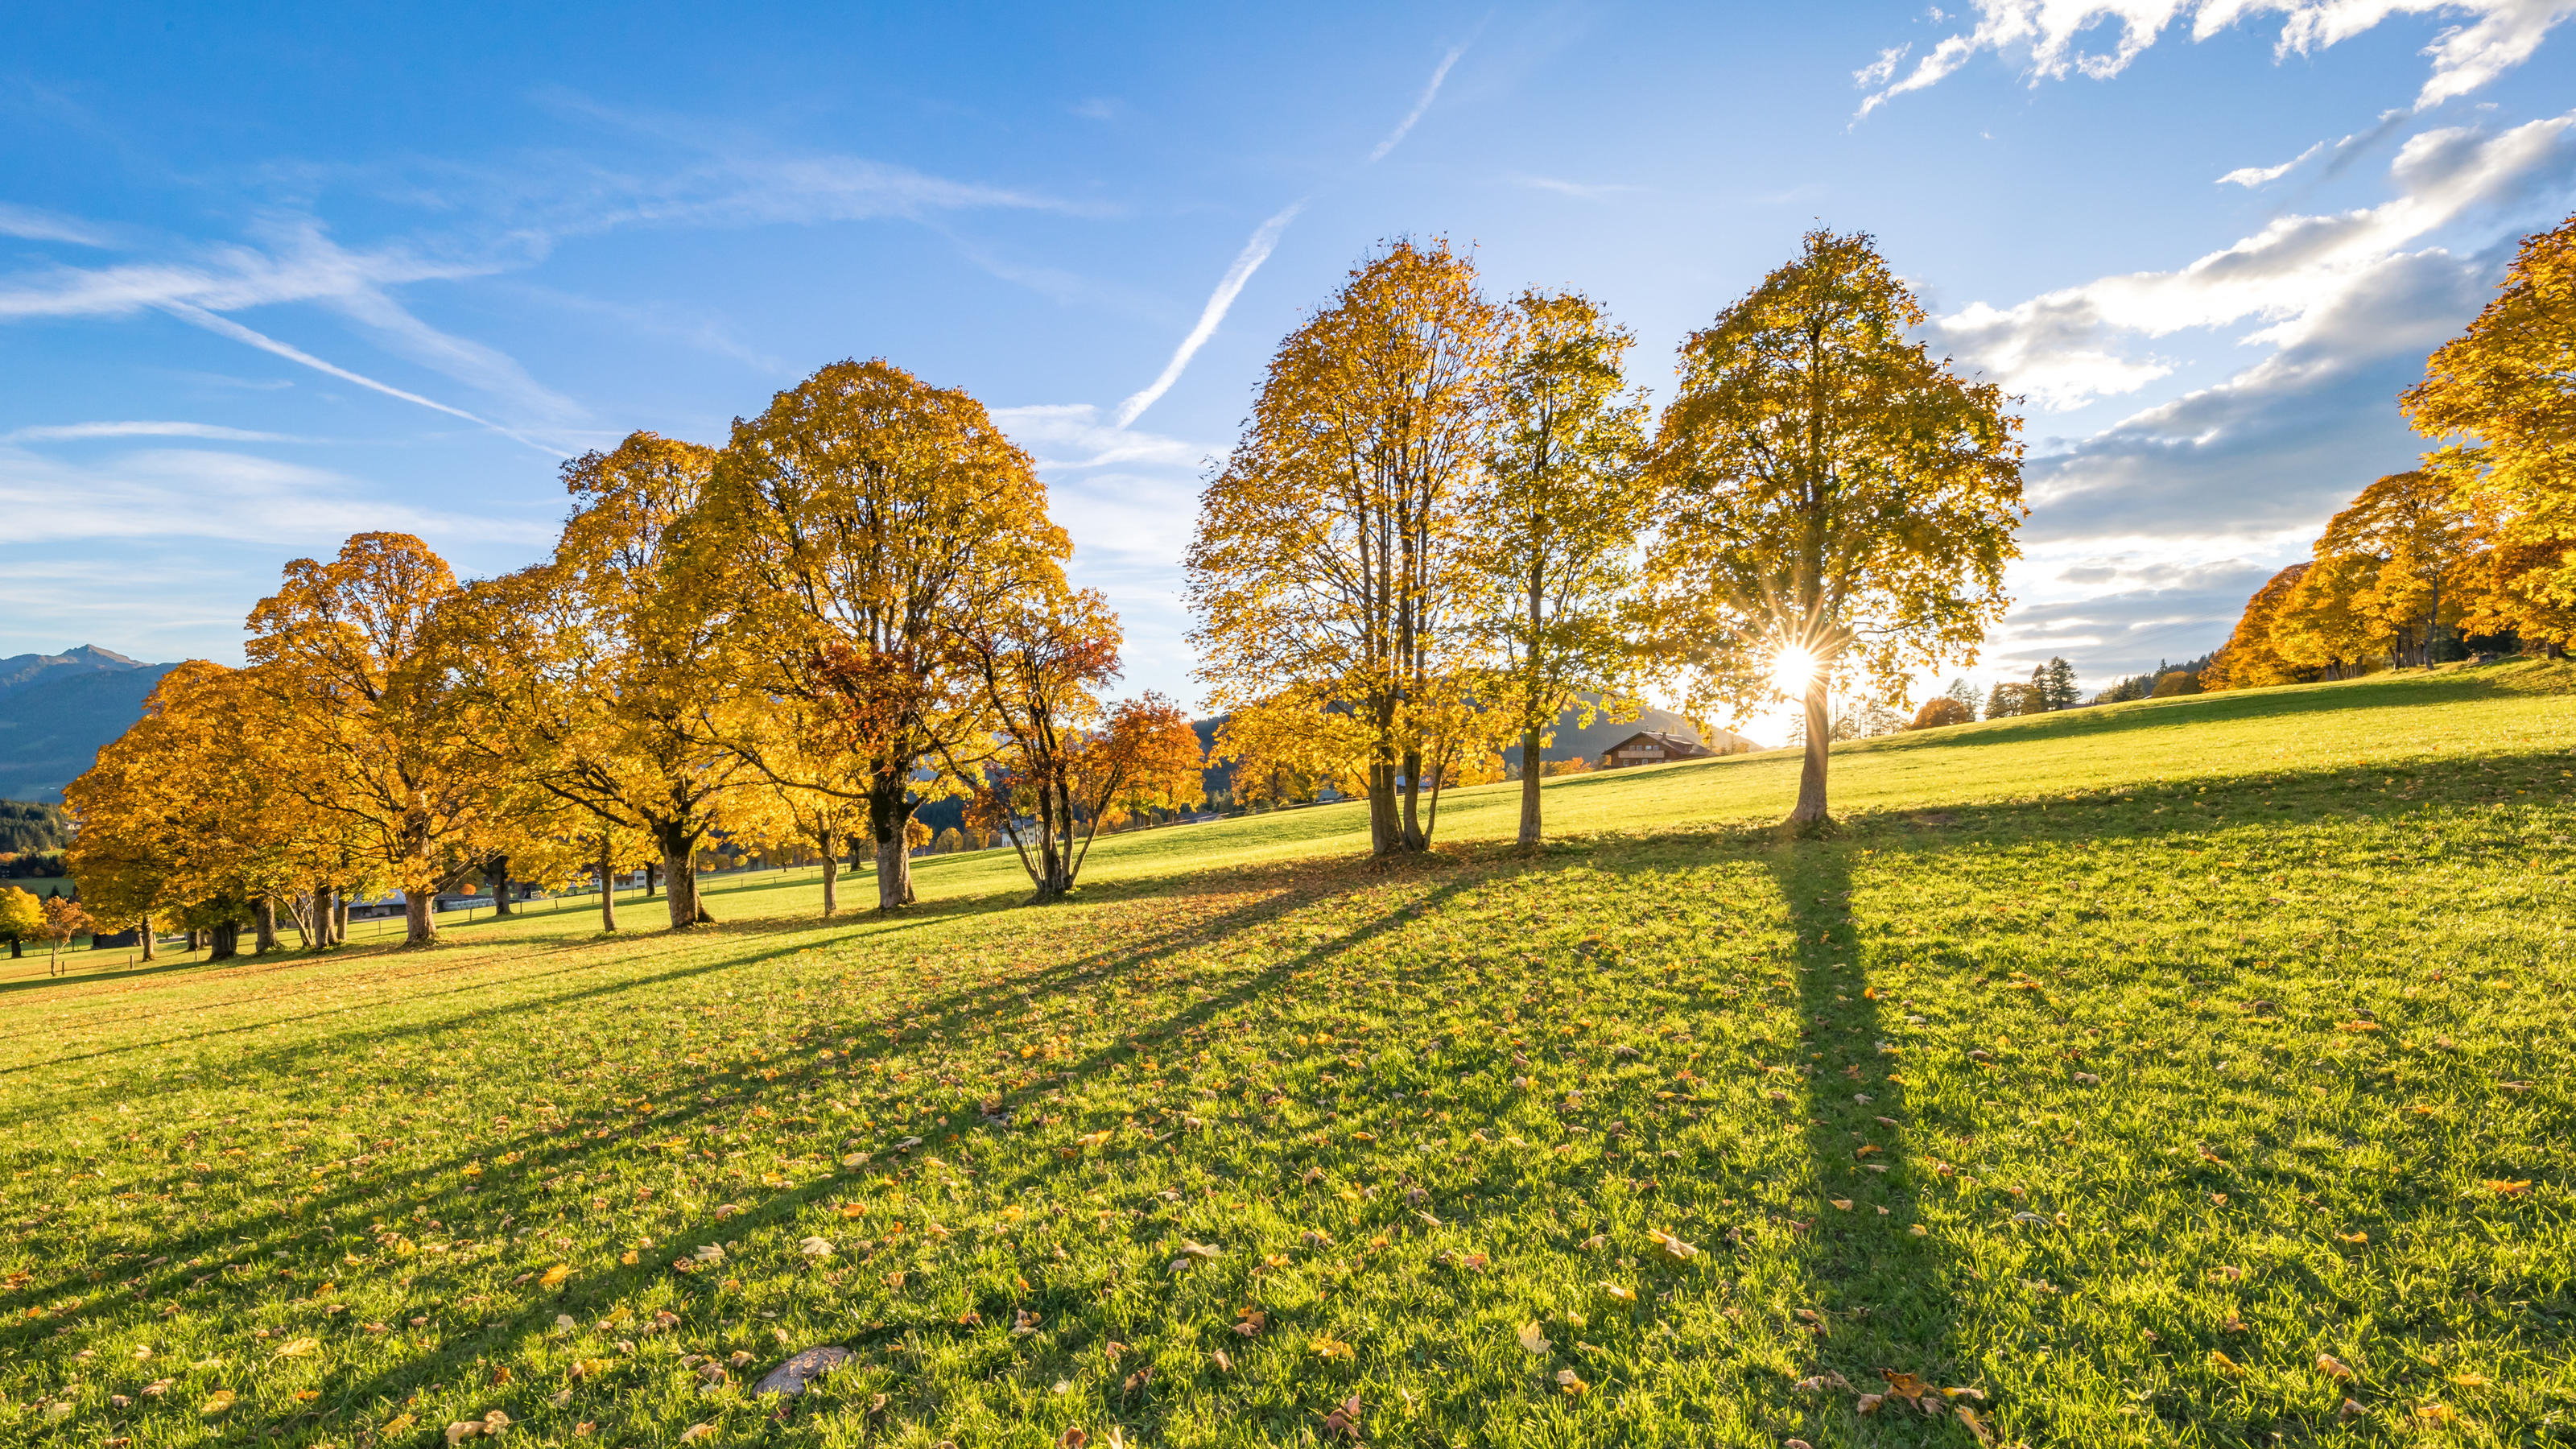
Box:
<box><xmin>1597</xmin><ymin>728</ymin><xmax>1756</xmax><ymax>770</ymax></box>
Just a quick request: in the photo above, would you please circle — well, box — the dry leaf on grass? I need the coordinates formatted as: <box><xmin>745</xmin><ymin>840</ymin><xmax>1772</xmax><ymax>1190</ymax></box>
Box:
<box><xmin>1517</xmin><ymin>1321</ymin><xmax>1551</xmax><ymax>1355</ymax></box>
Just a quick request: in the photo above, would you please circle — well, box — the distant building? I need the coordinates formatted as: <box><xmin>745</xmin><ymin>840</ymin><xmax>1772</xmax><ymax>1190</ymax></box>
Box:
<box><xmin>1597</xmin><ymin>729</ymin><xmax>1756</xmax><ymax>770</ymax></box>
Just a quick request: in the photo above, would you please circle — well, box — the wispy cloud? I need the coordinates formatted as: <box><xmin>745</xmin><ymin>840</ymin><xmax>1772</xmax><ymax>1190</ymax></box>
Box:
<box><xmin>1507</xmin><ymin>173</ymin><xmax>1641</xmax><ymax>200</ymax></box>
<box><xmin>2</xmin><ymin>421</ymin><xmax>307</xmax><ymax>444</ymax></box>
<box><xmin>0</xmin><ymin>444</ymin><xmax>551</xmax><ymax>547</ymax></box>
<box><xmin>1857</xmin><ymin>1</ymin><xmax>2576</xmax><ymax>118</ymax></box>
<box><xmin>2218</xmin><ymin>139</ymin><xmax>2327</xmax><ymax>185</ymax></box>
<box><xmin>1111</xmin><ymin>200</ymin><xmax>1304</xmax><ymax>429</ymax></box>
<box><xmin>1368</xmin><ymin>41</ymin><xmax>1472</xmax><ymax>162</ymax></box>
<box><xmin>0</xmin><ymin>202</ymin><xmax>118</xmax><ymax>248</ymax></box>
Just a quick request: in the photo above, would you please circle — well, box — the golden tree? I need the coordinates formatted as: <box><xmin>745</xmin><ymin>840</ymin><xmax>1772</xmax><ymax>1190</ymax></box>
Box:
<box><xmin>245</xmin><ymin>533</ymin><xmax>501</xmax><ymax>947</ymax></box>
<box><xmin>1210</xmin><ymin>694</ymin><xmax>1370</xmax><ymax>809</ymax></box>
<box><xmin>2202</xmin><ymin>564</ymin><xmax>2313</xmax><ymax>691</ymax></box>
<box><xmin>0</xmin><ymin>886</ymin><xmax>40</xmax><ymax>960</ymax></box>
<box><xmin>2311</xmin><ymin>469</ymin><xmax>2483</xmax><ymax>669</ymax></box>
<box><xmin>1642</xmin><ymin>229</ymin><xmax>2025</xmax><ymax>824</ymax></box>
<box><xmin>1187</xmin><ymin>239</ymin><xmax>1505</xmax><ymax>856</ymax></box>
<box><xmin>67</xmin><ymin>661</ymin><xmax>341</xmax><ymax>958</ymax></box>
<box><xmin>2270</xmin><ymin>552</ymin><xmax>2388</xmax><ymax>679</ymax></box>
<box><xmin>2402</xmin><ymin>213</ymin><xmax>2576</xmax><ymax>646</ymax></box>
<box><xmin>1468</xmin><ymin>287</ymin><xmax>1648</xmax><ymax>845</ymax></box>
<box><xmin>448</xmin><ymin>433</ymin><xmax>758</xmax><ymax>932</ymax></box>
<box><xmin>701</xmin><ymin>359</ymin><xmax>1069</xmax><ymax>910</ymax></box>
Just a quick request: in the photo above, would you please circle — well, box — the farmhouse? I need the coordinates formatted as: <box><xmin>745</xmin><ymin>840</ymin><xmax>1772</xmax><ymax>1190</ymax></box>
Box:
<box><xmin>1598</xmin><ymin>728</ymin><xmax>1756</xmax><ymax>769</ymax></box>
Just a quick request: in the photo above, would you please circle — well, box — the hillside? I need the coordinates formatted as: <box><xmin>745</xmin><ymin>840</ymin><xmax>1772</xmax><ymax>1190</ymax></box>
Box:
<box><xmin>0</xmin><ymin>660</ymin><xmax>177</xmax><ymax>803</ymax></box>
<box><xmin>3</xmin><ymin>661</ymin><xmax>2570</xmax><ymax>1447</ymax></box>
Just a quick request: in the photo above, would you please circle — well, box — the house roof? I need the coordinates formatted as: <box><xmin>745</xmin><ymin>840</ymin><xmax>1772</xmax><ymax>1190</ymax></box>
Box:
<box><xmin>1601</xmin><ymin>729</ymin><xmax>1716</xmax><ymax>758</ymax></box>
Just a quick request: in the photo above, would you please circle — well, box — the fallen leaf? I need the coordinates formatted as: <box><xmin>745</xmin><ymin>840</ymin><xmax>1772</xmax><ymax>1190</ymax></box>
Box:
<box><xmin>2208</xmin><ymin>1350</ymin><xmax>2240</xmax><ymax>1375</ymax></box>
<box><xmin>1646</xmin><ymin>1227</ymin><xmax>1698</xmax><ymax>1261</ymax></box>
<box><xmin>1322</xmin><ymin>1394</ymin><xmax>1364</xmax><ymax>1439</ymax></box>
<box><xmin>1311</xmin><ymin>1334</ymin><xmax>1354</xmax><ymax>1360</ymax></box>
<box><xmin>540</xmin><ymin>1264</ymin><xmax>572</xmax><ymax>1288</ymax></box>
<box><xmin>2319</xmin><ymin>1353</ymin><xmax>2355</xmax><ymax>1381</ymax></box>
<box><xmin>1554</xmin><ymin>1368</ymin><xmax>1587</xmax><ymax>1395</ymax></box>
<box><xmin>1599</xmin><ymin>1282</ymin><xmax>1636</xmax><ymax>1302</ymax></box>
<box><xmin>1831</xmin><ymin>1199</ymin><xmax>1855</xmax><ymax>1212</ymax></box>
<box><xmin>679</xmin><ymin>1426</ymin><xmax>714</xmax><ymax>1443</ymax></box>
<box><xmin>271</xmin><ymin>1337</ymin><xmax>318</xmax><ymax>1359</ymax></box>
<box><xmin>201</xmin><ymin>1389</ymin><xmax>237</xmax><ymax>1416</ymax></box>
<box><xmin>1954</xmin><ymin>1404</ymin><xmax>1995</xmax><ymax>1443</ymax></box>
<box><xmin>2485</xmin><ymin>1179</ymin><xmax>2532</xmax><ymax>1197</ymax></box>
<box><xmin>1517</xmin><ymin>1321</ymin><xmax>1551</xmax><ymax>1356</ymax></box>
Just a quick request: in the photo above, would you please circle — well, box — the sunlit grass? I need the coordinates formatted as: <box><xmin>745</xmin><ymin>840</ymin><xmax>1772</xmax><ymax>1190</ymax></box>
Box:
<box><xmin>2</xmin><ymin>662</ymin><xmax>2570</xmax><ymax>1446</ymax></box>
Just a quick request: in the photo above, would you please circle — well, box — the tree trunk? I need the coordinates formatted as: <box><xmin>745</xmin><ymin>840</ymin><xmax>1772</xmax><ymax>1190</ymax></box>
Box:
<box><xmin>869</xmin><ymin>778</ymin><xmax>918</xmax><ymax>909</ymax></box>
<box><xmin>140</xmin><ymin>921</ymin><xmax>158</xmax><ymax>961</ymax></box>
<box><xmin>1366</xmin><ymin>753</ymin><xmax>1403</xmax><ymax>857</ymax></box>
<box><xmin>1518</xmin><ymin>726</ymin><xmax>1543</xmax><ymax>845</ymax></box>
<box><xmin>7</xmin><ymin>938</ymin><xmax>18</xmax><ymax>958</ymax></box>
<box><xmin>403</xmin><ymin>890</ymin><xmax>436</xmax><ymax>947</ymax></box>
<box><xmin>597</xmin><ymin>838</ymin><xmax>619</xmax><ymax>933</ymax></box>
<box><xmin>210</xmin><ymin>921</ymin><xmax>240</xmax><ymax>960</ymax></box>
<box><xmin>308</xmin><ymin>886</ymin><xmax>330</xmax><ymax>949</ymax></box>
<box><xmin>819</xmin><ymin>830</ymin><xmax>840</xmax><ymax>918</ymax></box>
<box><xmin>486</xmin><ymin>855</ymin><xmax>514</xmax><ymax>916</ymax></box>
<box><xmin>332</xmin><ymin>892</ymin><xmax>349</xmax><ymax>945</ymax></box>
<box><xmin>1788</xmin><ymin>675</ymin><xmax>1831</xmax><ymax>824</ymax></box>
<box><xmin>1400</xmin><ymin>747</ymin><xmax>1426</xmax><ymax>849</ymax></box>
<box><xmin>644</xmin><ymin>861</ymin><xmax>659</xmax><ymax>898</ymax></box>
<box><xmin>254</xmin><ymin>896</ymin><xmax>279</xmax><ymax>954</ymax></box>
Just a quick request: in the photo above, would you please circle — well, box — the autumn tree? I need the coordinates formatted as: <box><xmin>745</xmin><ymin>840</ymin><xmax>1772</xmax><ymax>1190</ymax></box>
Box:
<box><xmin>2312</xmin><ymin>469</ymin><xmax>2482</xmax><ymax>668</ymax></box>
<box><xmin>2402</xmin><ymin>213</ymin><xmax>2576</xmax><ymax>644</ymax></box>
<box><xmin>68</xmin><ymin>661</ymin><xmax>343</xmax><ymax>958</ymax></box>
<box><xmin>1641</xmin><ymin>229</ymin><xmax>2025</xmax><ymax>824</ymax></box>
<box><xmin>1212</xmin><ymin>696</ymin><xmax>1371</xmax><ymax>809</ymax></box>
<box><xmin>0</xmin><ymin>886</ymin><xmax>39</xmax><ymax>960</ymax></box>
<box><xmin>448</xmin><ymin>433</ymin><xmax>757</xmax><ymax>932</ymax></box>
<box><xmin>2270</xmin><ymin>553</ymin><xmax>2387</xmax><ymax>679</ymax></box>
<box><xmin>943</xmin><ymin>585</ymin><xmax>1203</xmax><ymax>898</ymax></box>
<box><xmin>1189</xmin><ymin>239</ymin><xmax>1505</xmax><ymax>857</ymax></box>
<box><xmin>1468</xmin><ymin>287</ymin><xmax>1648</xmax><ymax>845</ymax></box>
<box><xmin>39</xmin><ymin>896</ymin><xmax>91</xmax><ymax>976</ymax></box>
<box><xmin>1909</xmin><ymin>696</ymin><xmax>1973</xmax><ymax>729</ymax></box>
<box><xmin>245</xmin><ymin>534</ymin><xmax>503</xmax><ymax>947</ymax></box>
<box><xmin>2202</xmin><ymin>564</ymin><xmax>2312</xmax><ymax>690</ymax></box>
<box><xmin>703</xmin><ymin>360</ymin><xmax>1070</xmax><ymax>910</ymax></box>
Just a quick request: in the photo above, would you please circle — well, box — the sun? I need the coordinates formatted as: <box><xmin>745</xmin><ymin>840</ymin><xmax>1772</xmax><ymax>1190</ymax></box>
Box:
<box><xmin>1769</xmin><ymin>644</ymin><xmax>1817</xmax><ymax>698</ymax></box>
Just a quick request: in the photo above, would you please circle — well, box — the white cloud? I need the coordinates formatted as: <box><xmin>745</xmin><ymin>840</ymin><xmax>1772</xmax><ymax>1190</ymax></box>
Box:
<box><xmin>0</xmin><ymin>444</ymin><xmax>552</xmax><ymax>547</ymax></box>
<box><xmin>990</xmin><ymin>403</ymin><xmax>1212</xmax><ymax>471</ymax></box>
<box><xmin>1855</xmin><ymin>43</ymin><xmax>1914</xmax><ymax>86</ymax></box>
<box><xmin>2218</xmin><ymin>139</ymin><xmax>2327</xmax><ymax>184</ymax></box>
<box><xmin>1506</xmin><ymin>174</ymin><xmax>1643</xmax><ymax>200</ymax></box>
<box><xmin>2</xmin><ymin>421</ymin><xmax>306</xmax><ymax>444</ymax></box>
<box><xmin>1934</xmin><ymin>111</ymin><xmax>2575</xmax><ymax>409</ymax></box>
<box><xmin>1858</xmin><ymin>0</ymin><xmax>2576</xmax><ymax>116</ymax></box>
<box><xmin>0</xmin><ymin>202</ymin><xmax>118</xmax><ymax>248</ymax></box>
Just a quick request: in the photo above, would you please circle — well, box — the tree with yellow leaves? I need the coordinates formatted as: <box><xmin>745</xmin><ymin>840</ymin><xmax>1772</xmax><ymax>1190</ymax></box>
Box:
<box><xmin>2402</xmin><ymin>213</ymin><xmax>2576</xmax><ymax>648</ymax></box>
<box><xmin>2310</xmin><ymin>469</ymin><xmax>2482</xmax><ymax>670</ymax></box>
<box><xmin>2202</xmin><ymin>564</ymin><xmax>2314</xmax><ymax>691</ymax></box>
<box><xmin>1211</xmin><ymin>693</ymin><xmax>1370</xmax><ymax>810</ymax></box>
<box><xmin>0</xmin><ymin>886</ymin><xmax>40</xmax><ymax>960</ymax></box>
<box><xmin>2269</xmin><ymin>553</ymin><xmax>2388</xmax><ymax>679</ymax></box>
<box><xmin>448</xmin><ymin>433</ymin><xmax>759</xmax><ymax>932</ymax></box>
<box><xmin>1188</xmin><ymin>239</ymin><xmax>1505</xmax><ymax>856</ymax></box>
<box><xmin>1641</xmin><ymin>229</ymin><xmax>2025</xmax><ymax>825</ymax></box>
<box><xmin>701</xmin><ymin>360</ymin><xmax>1070</xmax><ymax>910</ymax></box>
<box><xmin>1468</xmin><ymin>287</ymin><xmax>1647</xmax><ymax>845</ymax></box>
<box><xmin>245</xmin><ymin>533</ymin><xmax>502</xmax><ymax>947</ymax></box>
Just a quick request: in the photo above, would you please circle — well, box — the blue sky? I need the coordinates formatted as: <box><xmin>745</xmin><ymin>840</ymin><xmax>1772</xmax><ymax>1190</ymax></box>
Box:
<box><xmin>4</xmin><ymin>2</ymin><xmax>2573</xmax><ymax>737</ymax></box>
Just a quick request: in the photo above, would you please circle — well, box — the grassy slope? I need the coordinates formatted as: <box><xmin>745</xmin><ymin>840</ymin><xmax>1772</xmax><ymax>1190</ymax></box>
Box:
<box><xmin>2</xmin><ymin>663</ymin><xmax>2570</xmax><ymax>1448</ymax></box>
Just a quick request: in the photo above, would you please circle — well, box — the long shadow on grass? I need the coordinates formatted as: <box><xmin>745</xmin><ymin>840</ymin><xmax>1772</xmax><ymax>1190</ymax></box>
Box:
<box><xmin>0</xmin><ymin>863</ymin><xmax>1476</xmax><ymax>1444</ymax></box>
<box><xmin>1762</xmin><ymin>837</ymin><xmax>1973</xmax><ymax>1447</ymax></box>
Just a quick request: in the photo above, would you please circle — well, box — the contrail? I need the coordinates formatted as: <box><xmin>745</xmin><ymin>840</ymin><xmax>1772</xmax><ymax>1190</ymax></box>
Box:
<box><xmin>159</xmin><ymin>301</ymin><xmax>564</xmax><ymax>456</ymax></box>
<box><xmin>1369</xmin><ymin>41</ymin><xmax>1468</xmax><ymax>162</ymax></box>
<box><xmin>1112</xmin><ymin>200</ymin><xmax>1304</xmax><ymax>429</ymax></box>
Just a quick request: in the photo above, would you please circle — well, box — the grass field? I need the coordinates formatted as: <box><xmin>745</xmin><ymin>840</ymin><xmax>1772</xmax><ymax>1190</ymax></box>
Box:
<box><xmin>3</xmin><ymin>663</ymin><xmax>2571</xmax><ymax>1447</ymax></box>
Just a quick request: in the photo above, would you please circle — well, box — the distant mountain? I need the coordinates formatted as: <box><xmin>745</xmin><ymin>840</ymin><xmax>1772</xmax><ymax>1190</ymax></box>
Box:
<box><xmin>0</xmin><ymin>653</ymin><xmax>177</xmax><ymax>804</ymax></box>
<box><xmin>0</xmin><ymin>645</ymin><xmax>150</xmax><ymax>700</ymax></box>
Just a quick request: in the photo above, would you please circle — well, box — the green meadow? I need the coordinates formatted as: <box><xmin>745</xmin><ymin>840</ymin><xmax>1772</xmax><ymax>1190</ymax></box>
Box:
<box><xmin>3</xmin><ymin>663</ymin><xmax>2571</xmax><ymax>1447</ymax></box>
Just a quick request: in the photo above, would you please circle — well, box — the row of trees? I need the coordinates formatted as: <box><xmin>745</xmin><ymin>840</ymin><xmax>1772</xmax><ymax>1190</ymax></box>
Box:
<box><xmin>2208</xmin><ymin>213</ymin><xmax>2576</xmax><ymax>689</ymax></box>
<box><xmin>1189</xmin><ymin>229</ymin><xmax>2026</xmax><ymax>845</ymax></box>
<box><xmin>68</xmin><ymin>362</ymin><xmax>1208</xmax><ymax>952</ymax></box>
